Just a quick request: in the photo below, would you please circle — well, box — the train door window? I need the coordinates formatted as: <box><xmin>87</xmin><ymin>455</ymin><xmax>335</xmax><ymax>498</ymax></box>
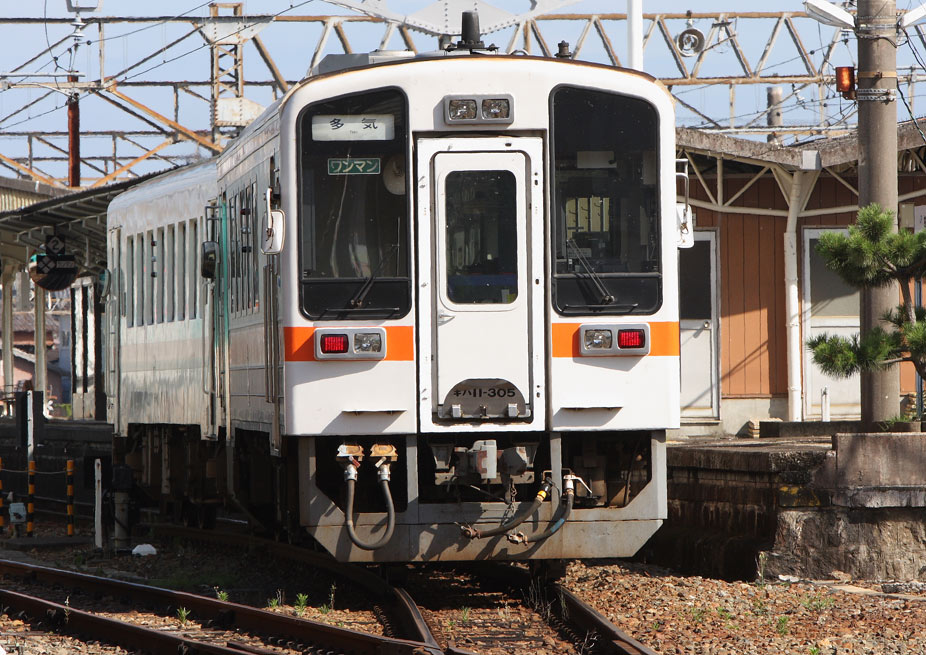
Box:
<box><xmin>445</xmin><ymin>170</ymin><xmax>518</xmax><ymax>304</ymax></box>
<box><xmin>240</xmin><ymin>185</ymin><xmax>253</xmax><ymax>312</ymax></box>
<box><xmin>126</xmin><ymin>235</ymin><xmax>134</xmax><ymax>326</ymax></box>
<box><xmin>166</xmin><ymin>224</ymin><xmax>175</xmax><ymax>322</ymax></box>
<box><xmin>297</xmin><ymin>87</ymin><xmax>410</xmax><ymax>319</ymax></box>
<box><xmin>249</xmin><ymin>181</ymin><xmax>258</xmax><ymax>310</ymax></box>
<box><xmin>230</xmin><ymin>192</ymin><xmax>240</xmax><ymax>314</ymax></box>
<box><xmin>190</xmin><ymin>218</ymin><xmax>198</xmax><ymax>319</ymax></box>
<box><xmin>136</xmin><ymin>233</ymin><xmax>144</xmax><ymax>325</ymax></box>
<box><xmin>550</xmin><ymin>86</ymin><xmax>661</xmax><ymax>315</ymax></box>
<box><xmin>155</xmin><ymin>227</ymin><xmax>165</xmax><ymax>324</ymax></box>
<box><xmin>177</xmin><ymin>222</ymin><xmax>186</xmax><ymax>321</ymax></box>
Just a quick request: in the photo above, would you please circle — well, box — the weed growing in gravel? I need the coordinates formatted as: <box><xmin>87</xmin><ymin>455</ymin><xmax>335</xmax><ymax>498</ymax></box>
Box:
<box><xmin>214</xmin><ymin>588</ymin><xmax>229</xmax><ymax>602</ymax></box>
<box><xmin>801</xmin><ymin>594</ymin><xmax>834</xmax><ymax>612</ymax></box>
<box><xmin>751</xmin><ymin>598</ymin><xmax>769</xmax><ymax>616</ymax></box>
<box><xmin>776</xmin><ymin>616</ymin><xmax>789</xmax><ymax>635</ymax></box>
<box><xmin>651</xmin><ymin>620</ymin><xmax>663</xmax><ymax>632</ymax></box>
<box><xmin>319</xmin><ymin>583</ymin><xmax>337</xmax><ymax>614</ymax></box>
<box><xmin>690</xmin><ymin>607</ymin><xmax>707</xmax><ymax>624</ymax></box>
<box><xmin>497</xmin><ymin>601</ymin><xmax>511</xmax><ymax>622</ymax></box>
<box><xmin>756</xmin><ymin>552</ymin><xmax>768</xmax><ymax>583</ymax></box>
<box><xmin>267</xmin><ymin>589</ymin><xmax>284</xmax><ymax>609</ymax></box>
<box><xmin>809</xmin><ymin>647</ymin><xmax>821</xmax><ymax>655</ymax></box>
<box><xmin>460</xmin><ymin>606</ymin><xmax>471</xmax><ymax>624</ymax></box>
<box><xmin>176</xmin><ymin>607</ymin><xmax>191</xmax><ymax>627</ymax></box>
<box><xmin>295</xmin><ymin>592</ymin><xmax>309</xmax><ymax>616</ymax></box>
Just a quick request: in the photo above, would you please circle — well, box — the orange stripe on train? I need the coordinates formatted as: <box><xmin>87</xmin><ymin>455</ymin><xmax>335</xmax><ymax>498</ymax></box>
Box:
<box><xmin>284</xmin><ymin>326</ymin><xmax>415</xmax><ymax>362</ymax></box>
<box><xmin>551</xmin><ymin>322</ymin><xmax>680</xmax><ymax>358</ymax></box>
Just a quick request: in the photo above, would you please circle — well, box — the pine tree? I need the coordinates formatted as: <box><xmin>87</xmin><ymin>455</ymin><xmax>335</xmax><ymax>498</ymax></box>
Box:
<box><xmin>808</xmin><ymin>203</ymin><xmax>926</xmax><ymax>385</ymax></box>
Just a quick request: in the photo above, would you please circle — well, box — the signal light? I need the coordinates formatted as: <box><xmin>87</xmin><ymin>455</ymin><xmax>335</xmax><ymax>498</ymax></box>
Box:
<box><xmin>320</xmin><ymin>334</ymin><xmax>349</xmax><ymax>354</ymax></box>
<box><xmin>617</xmin><ymin>329</ymin><xmax>645</xmax><ymax>349</ymax></box>
<box><xmin>835</xmin><ymin>66</ymin><xmax>856</xmax><ymax>100</ymax></box>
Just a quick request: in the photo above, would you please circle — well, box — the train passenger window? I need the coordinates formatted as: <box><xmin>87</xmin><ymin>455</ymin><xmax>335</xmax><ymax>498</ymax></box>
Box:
<box><xmin>551</xmin><ymin>86</ymin><xmax>661</xmax><ymax>315</ymax></box>
<box><xmin>143</xmin><ymin>231</ymin><xmax>152</xmax><ymax>325</ymax></box>
<box><xmin>156</xmin><ymin>227</ymin><xmax>165</xmax><ymax>324</ymax></box>
<box><xmin>249</xmin><ymin>181</ymin><xmax>258</xmax><ymax>310</ymax></box>
<box><xmin>166</xmin><ymin>224</ymin><xmax>175</xmax><ymax>322</ymax></box>
<box><xmin>126</xmin><ymin>236</ymin><xmax>134</xmax><ymax>327</ymax></box>
<box><xmin>297</xmin><ymin>88</ymin><xmax>410</xmax><ymax>320</ymax></box>
<box><xmin>177</xmin><ymin>222</ymin><xmax>186</xmax><ymax>321</ymax></box>
<box><xmin>444</xmin><ymin>170</ymin><xmax>517</xmax><ymax>304</ymax></box>
<box><xmin>190</xmin><ymin>218</ymin><xmax>198</xmax><ymax>319</ymax></box>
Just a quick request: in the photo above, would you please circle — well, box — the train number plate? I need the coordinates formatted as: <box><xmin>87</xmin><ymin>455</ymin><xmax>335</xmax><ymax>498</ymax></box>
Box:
<box><xmin>439</xmin><ymin>378</ymin><xmax>528</xmax><ymax>420</ymax></box>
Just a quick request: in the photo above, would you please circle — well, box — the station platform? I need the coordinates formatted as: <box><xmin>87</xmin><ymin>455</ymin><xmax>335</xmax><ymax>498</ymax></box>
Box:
<box><xmin>648</xmin><ymin>425</ymin><xmax>926</xmax><ymax>581</ymax></box>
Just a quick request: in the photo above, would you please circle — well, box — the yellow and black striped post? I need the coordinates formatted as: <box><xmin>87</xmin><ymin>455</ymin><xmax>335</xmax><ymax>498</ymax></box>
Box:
<box><xmin>66</xmin><ymin>460</ymin><xmax>75</xmax><ymax>537</ymax></box>
<box><xmin>27</xmin><ymin>460</ymin><xmax>35</xmax><ymax>537</ymax></box>
<box><xmin>0</xmin><ymin>456</ymin><xmax>4</xmax><ymax>532</ymax></box>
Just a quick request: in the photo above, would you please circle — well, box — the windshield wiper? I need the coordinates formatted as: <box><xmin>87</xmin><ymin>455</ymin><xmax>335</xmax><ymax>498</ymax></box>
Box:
<box><xmin>567</xmin><ymin>238</ymin><xmax>614</xmax><ymax>305</ymax></box>
<box><xmin>348</xmin><ymin>244</ymin><xmax>399</xmax><ymax>308</ymax></box>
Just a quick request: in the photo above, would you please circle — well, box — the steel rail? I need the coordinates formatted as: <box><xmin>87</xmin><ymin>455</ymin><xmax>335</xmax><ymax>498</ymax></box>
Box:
<box><xmin>151</xmin><ymin>524</ymin><xmax>443</xmax><ymax>647</ymax></box>
<box><xmin>0</xmin><ymin>587</ymin><xmax>265</xmax><ymax>655</ymax></box>
<box><xmin>0</xmin><ymin>558</ymin><xmax>442</xmax><ymax>655</ymax></box>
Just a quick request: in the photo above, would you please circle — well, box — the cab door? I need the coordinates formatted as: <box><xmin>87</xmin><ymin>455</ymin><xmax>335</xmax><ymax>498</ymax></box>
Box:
<box><xmin>417</xmin><ymin>137</ymin><xmax>545</xmax><ymax>430</ymax></box>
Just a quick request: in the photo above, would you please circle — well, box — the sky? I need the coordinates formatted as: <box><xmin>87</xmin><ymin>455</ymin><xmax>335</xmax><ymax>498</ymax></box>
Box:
<box><xmin>1</xmin><ymin>1</ymin><xmax>925</xmax><ymax>181</ymax></box>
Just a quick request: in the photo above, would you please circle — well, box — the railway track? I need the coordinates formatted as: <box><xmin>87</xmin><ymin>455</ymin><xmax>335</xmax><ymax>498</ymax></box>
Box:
<box><xmin>0</xmin><ymin>525</ymin><xmax>660</xmax><ymax>655</ymax></box>
<box><xmin>0</xmin><ymin>558</ymin><xmax>442</xmax><ymax>655</ymax></box>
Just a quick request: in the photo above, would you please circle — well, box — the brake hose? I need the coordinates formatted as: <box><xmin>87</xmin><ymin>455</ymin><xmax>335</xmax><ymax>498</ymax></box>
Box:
<box><xmin>508</xmin><ymin>477</ymin><xmax>576</xmax><ymax>545</ymax></box>
<box><xmin>460</xmin><ymin>477</ymin><xmax>554</xmax><ymax>539</ymax></box>
<box><xmin>344</xmin><ymin>461</ymin><xmax>396</xmax><ymax>551</ymax></box>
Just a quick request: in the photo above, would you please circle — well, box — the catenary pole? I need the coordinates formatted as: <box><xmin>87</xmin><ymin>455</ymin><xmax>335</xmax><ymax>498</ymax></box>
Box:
<box><xmin>857</xmin><ymin>0</ymin><xmax>899</xmax><ymax>425</ymax></box>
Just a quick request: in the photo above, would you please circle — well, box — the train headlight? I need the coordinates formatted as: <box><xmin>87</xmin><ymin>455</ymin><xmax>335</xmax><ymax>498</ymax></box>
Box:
<box><xmin>447</xmin><ymin>99</ymin><xmax>477</xmax><ymax>121</ymax></box>
<box><xmin>482</xmin><ymin>98</ymin><xmax>510</xmax><ymax>120</ymax></box>
<box><xmin>354</xmin><ymin>332</ymin><xmax>383</xmax><ymax>353</ymax></box>
<box><xmin>584</xmin><ymin>329</ymin><xmax>613</xmax><ymax>350</ymax></box>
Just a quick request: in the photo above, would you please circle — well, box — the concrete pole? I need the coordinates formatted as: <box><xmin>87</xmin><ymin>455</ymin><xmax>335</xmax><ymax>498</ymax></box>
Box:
<box><xmin>627</xmin><ymin>0</ymin><xmax>643</xmax><ymax>70</ymax></box>
<box><xmin>857</xmin><ymin>0</ymin><xmax>899</xmax><ymax>425</ymax></box>
<box><xmin>34</xmin><ymin>284</ymin><xmax>46</xmax><ymax>401</ymax></box>
<box><xmin>785</xmin><ymin>171</ymin><xmax>804</xmax><ymax>422</ymax></box>
<box><xmin>767</xmin><ymin>86</ymin><xmax>783</xmax><ymax>145</ymax></box>
<box><xmin>2</xmin><ymin>267</ymin><xmax>13</xmax><ymax>397</ymax></box>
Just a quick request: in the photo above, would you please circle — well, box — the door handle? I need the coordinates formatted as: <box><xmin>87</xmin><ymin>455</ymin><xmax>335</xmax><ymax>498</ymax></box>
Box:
<box><xmin>438</xmin><ymin>312</ymin><xmax>455</xmax><ymax>324</ymax></box>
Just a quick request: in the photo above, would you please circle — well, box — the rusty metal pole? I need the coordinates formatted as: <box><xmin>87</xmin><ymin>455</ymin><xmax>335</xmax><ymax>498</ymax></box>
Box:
<box><xmin>857</xmin><ymin>0</ymin><xmax>899</xmax><ymax>425</ymax></box>
<box><xmin>68</xmin><ymin>74</ymin><xmax>80</xmax><ymax>188</ymax></box>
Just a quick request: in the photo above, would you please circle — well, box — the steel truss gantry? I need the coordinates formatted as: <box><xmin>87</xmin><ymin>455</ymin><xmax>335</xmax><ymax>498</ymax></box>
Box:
<box><xmin>1</xmin><ymin>6</ymin><xmax>924</xmax><ymax>187</ymax></box>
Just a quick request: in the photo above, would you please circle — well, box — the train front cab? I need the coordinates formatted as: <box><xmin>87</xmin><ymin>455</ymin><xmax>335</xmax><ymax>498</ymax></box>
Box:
<box><xmin>284</xmin><ymin>58</ymin><xmax>681</xmax><ymax>562</ymax></box>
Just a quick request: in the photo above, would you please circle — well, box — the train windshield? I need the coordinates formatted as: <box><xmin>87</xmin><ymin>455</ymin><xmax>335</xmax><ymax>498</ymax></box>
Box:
<box><xmin>297</xmin><ymin>88</ymin><xmax>410</xmax><ymax>319</ymax></box>
<box><xmin>551</xmin><ymin>86</ymin><xmax>661</xmax><ymax>315</ymax></box>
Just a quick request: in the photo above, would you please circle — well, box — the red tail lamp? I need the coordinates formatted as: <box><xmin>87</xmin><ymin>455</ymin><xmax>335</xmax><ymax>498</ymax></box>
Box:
<box><xmin>320</xmin><ymin>333</ymin><xmax>349</xmax><ymax>354</ymax></box>
<box><xmin>617</xmin><ymin>329</ymin><xmax>646</xmax><ymax>349</ymax></box>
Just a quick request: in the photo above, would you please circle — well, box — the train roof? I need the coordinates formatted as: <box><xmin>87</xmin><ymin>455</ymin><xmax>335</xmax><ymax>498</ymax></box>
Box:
<box><xmin>107</xmin><ymin>159</ymin><xmax>217</xmax><ymax>217</ymax></box>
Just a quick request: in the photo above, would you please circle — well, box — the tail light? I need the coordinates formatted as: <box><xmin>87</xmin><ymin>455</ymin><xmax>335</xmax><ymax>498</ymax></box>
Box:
<box><xmin>617</xmin><ymin>329</ymin><xmax>645</xmax><ymax>349</ymax></box>
<box><xmin>320</xmin><ymin>334</ymin><xmax>349</xmax><ymax>354</ymax></box>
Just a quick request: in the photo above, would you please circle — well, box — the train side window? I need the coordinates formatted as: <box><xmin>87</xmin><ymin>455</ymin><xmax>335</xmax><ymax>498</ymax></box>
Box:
<box><xmin>229</xmin><ymin>192</ymin><xmax>239</xmax><ymax>314</ymax></box>
<box><xmin>156</xmin><ymin>227</ymin><xmax>165</xmax><ymax>324</ymax></box>
<box><xmin>126</xmin><ymin>235</ymin><xmax>134</xmax><ymax>327</ymax></box>
<box><xmin>177</xmin><ymin>222</ymin><xmax>186</xmax><ymax>321</ymax></box>
<box><xmin>297</xmin><ymin>87</ymin><xmax>410</xmax><ymax>320</ymax></box>
<box><xmin>166</xmin><ymin>224</ymin><xmax>175</xmax><ymax>322</ymax></box>
<box><xmin>190</xmin><ymin>218</ymin><xmax>198</xmax><ymax>319</ymax></box>
<box><xmin>248</xmin><ymin>181</ymin><xmax>258</xmax><ymax>310</ymax></box>
<box><xmin>142</xmin><ymin>231</ymin><xmax>151</xmax><ymax>325</ymax></box>
<box><xmin>550</xmin><ymin>86</ymin><xmax>662</xmax><ymax>315</ymax></box>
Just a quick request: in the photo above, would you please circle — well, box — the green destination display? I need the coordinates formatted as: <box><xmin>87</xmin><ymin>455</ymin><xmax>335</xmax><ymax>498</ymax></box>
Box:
<box><xmin>327</xmin><ymin>157</ymin><xmax>381</xmax><ymax>175</ymax></box>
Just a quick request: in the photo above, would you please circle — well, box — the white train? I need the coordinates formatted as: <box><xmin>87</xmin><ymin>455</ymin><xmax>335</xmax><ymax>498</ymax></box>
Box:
<box><xmin>103</xmin><ymin>16</ymin><xmax>686</xmax><ymax>562</ymax></box>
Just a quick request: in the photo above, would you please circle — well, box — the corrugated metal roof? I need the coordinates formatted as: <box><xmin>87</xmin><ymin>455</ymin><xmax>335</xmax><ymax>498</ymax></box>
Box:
<box><xmin>0</xmin><ymin>168</ymin><xmax>172</xmax><ymax>276</ymax></box>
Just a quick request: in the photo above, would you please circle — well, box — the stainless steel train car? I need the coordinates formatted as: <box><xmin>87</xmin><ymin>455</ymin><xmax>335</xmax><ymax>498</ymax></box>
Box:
<box><xmin>103</xmin><ymin>19</ymin><xmax>688</xmax><ymax>562</ymax></box>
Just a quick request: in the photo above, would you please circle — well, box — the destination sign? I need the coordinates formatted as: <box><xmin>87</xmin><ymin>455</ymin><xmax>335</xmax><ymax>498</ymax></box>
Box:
<box><xmin>311</xmin><ymin>114</ymin><xmax>394</xmax><ymax>141</ymax></box>
<box><xmin>327</xmin><ymin>158</ymin><xmax>381</xmax><ymax>175</ymax></box>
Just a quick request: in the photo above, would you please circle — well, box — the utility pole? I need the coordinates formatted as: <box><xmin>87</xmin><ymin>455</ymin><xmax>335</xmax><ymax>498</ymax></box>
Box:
<box><xmin>857</xmin><ymin>0</ymin><xmax>899</xmax><ymax>425</ymax></box>
<box><xmin>67</xmin><ymin>74</ymin><xmax>80</xmax><ymax>188</ymax></box>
